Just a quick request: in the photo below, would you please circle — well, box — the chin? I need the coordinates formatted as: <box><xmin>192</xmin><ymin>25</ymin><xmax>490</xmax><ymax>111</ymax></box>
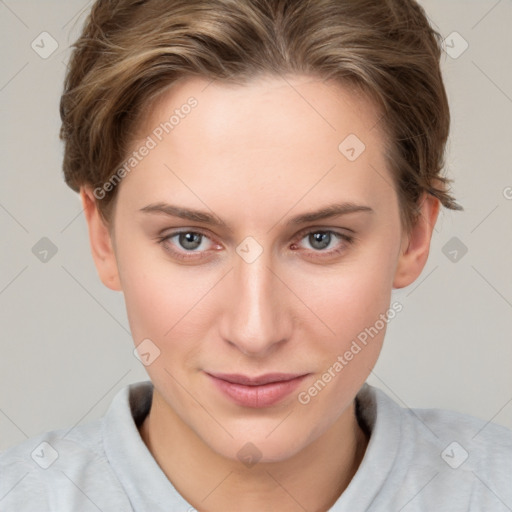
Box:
<box><xmin>200</xmin><ymin>420</ymin><xmax>319</xmax><ymax>466</ymax></box>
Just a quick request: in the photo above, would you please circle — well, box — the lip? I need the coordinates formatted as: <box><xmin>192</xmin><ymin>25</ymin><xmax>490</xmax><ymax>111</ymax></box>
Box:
<box><xmin>206</xmin><ymin>372</ymin><xmax>309</xmax><ymax>408</ymax></box>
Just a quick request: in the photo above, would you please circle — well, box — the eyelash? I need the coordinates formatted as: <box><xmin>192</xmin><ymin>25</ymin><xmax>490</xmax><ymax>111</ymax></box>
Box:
<box><xmin>156</xmin><ymin>228</ymin><xmax>355</xmax><ymax>262</ymax></box>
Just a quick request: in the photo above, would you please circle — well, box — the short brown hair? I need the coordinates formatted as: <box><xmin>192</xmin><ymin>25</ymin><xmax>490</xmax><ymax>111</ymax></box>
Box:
<box><xmin>60</xmin><ymin>0</ymin><xmax>462</xmax><ymax>234</ymax></box>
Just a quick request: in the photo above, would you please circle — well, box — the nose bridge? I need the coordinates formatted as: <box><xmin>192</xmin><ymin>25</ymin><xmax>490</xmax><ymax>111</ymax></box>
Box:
<box><xmin>222</xmin><ymin>244</ymin><xmax>288</xmax><ymax>355</ymax></box>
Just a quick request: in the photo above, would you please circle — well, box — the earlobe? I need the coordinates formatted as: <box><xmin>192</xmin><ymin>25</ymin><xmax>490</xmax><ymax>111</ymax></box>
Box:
<box><xmin>393</xmin><ymin>193</ymin><xmax>440</xmax><ymax>289</ymax></box>
<box><xmin>80</xmin><ymin>186</ymin><xmax>122</xmax><ymax>292</ymax></box>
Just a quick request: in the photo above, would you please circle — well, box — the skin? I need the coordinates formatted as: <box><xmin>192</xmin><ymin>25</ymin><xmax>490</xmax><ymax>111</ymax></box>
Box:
<box><xmin>80</xmin><ymin>74</ymin><xmax>439</xmax><ymax>511</ymax></box>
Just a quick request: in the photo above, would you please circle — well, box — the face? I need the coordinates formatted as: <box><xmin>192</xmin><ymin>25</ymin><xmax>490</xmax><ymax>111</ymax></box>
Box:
<box><xmin>91</xmin><ymin>74</ymin><xmax>419</xmax><ymax>463</ymax></box>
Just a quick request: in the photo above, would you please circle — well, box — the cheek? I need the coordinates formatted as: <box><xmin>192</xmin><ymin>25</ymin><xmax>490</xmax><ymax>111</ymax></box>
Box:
<box><xmin>306</xmin><ymin>272</ymin><xmax>390</xmax><ymax>375</ymax></box>
<box><xmin>299</xmin><ymin>240</ymin><xmax>398</xmax><ymax>344</ymax></box>
<box><xmin>292</xmin><ymin>231</ymin><xmax>400</xmax><ymax>401</ymax></box>
<box><xmin>118</xmin><ymin>246</ymin><xmax>223</xmax><ymax>381</ymax></box>
<box><xmin>294</xmin><ymin>263</ymin><xmax>395</xmax><ymax>427</ymax></box>
<box><xmin>117</xmin><ymin>242</ymin><xmax>202</xmax><ymax>346</ymax></box>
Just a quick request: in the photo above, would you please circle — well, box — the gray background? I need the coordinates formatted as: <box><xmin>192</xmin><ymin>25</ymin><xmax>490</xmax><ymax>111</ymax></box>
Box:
<box><xmin>1</xmin><ymin>0</ymin><xmax>511</xmax><ymax>452</ymax></box>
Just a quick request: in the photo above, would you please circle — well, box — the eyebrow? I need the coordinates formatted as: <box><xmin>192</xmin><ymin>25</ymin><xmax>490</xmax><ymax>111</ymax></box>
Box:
<box><xmin>139</xmin><ymin>201</ymin><xmax>374</xmax><ymax>229</ymax></box>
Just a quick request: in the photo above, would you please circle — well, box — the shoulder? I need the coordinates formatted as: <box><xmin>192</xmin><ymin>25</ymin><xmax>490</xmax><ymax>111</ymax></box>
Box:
<box><xmin>0</xmin><ymin>410</ymin><xmax>132</xmax><ymax>511</ymax></box>
<box><xmin>366</xmin><ymin>384</ymin><xmax>512</xmax><ymax>460</ymax></box>
<box><xmin>404</xmin><ymin>401</ymin><xmax>512</xmax><ymax>471</ymax></box>
<box><xmin>368</xmin><ymin>385</ymin><xmax>512</xmax><ymax>510</ymax></box>
<box><xmin>411</xmin><ymin>405</ymin><xmax>512</xmax><ymax>510</ymax></box>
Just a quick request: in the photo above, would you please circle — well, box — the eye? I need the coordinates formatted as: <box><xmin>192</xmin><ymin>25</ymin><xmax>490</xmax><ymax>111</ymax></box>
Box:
<box><xmin>157</xmin><ymin>227</ymin><xmax>356</xmax><ymax>262</ymax></box>
<box><xmin>305</xmin><ymin>231</ymin><xmax>336</xmax><ymax>250</ymax></box>
<box><xmin>174</xmin><ymin>232</ymin><xmax>206</xmax><ymax>251</ymax></box>
<box><xmin>157</xmin><ymin>230</ymin><xmax>217</xmax><ymax>261</ymax></box>
<box><xmin>291</xmin><ymin>229</ymin><xmax>355</xmax><ymax>259</ymax></box>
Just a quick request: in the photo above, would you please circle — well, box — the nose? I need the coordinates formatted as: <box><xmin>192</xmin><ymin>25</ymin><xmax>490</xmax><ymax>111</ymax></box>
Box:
<box><xmin>220</xmin><ymin>246</ymin><xmax>291</xmax><ymax>357</ymax></box>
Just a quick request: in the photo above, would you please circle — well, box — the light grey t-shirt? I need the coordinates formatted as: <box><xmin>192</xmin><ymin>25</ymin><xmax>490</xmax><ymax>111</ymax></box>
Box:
<box><xmin>1</xmin><ymin>381</ymin><xmax>511</xmax><ymax>511</ymax></box>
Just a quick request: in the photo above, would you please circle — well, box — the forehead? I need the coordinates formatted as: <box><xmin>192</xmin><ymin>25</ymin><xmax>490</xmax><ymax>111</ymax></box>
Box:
<box><xmin>139</xmin><ymin>74</ymin><xmax>384</xmax><ymax>147</ymax></box>
<box><xmin>120</xmin><ymin>74</ymin><xmax>393</xmax><ymax>216</ymax></box>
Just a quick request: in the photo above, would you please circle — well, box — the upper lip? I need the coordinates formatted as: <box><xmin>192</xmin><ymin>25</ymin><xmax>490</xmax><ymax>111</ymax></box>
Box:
<box><xmin>207</xmin><ymin>372</ymin><xmax>308</xmax><ymax>386</ymax></box>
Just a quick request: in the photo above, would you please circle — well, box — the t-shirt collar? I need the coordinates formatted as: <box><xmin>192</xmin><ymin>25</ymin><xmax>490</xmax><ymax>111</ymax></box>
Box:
<box><xmin>102</xmin><ymin>380</ymin><xmax>193</xmax><ymax>511</ymax></box>
<box><xmin>102</xmin><ymin>380</ymin><xmax>401</xmax><ymax>511</ymax></box>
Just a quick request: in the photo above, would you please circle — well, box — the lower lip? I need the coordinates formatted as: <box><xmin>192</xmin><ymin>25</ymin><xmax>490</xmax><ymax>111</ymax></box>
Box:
<box><xmin>207</xmin><ymin>374</ymin><xmax>308</xmax><ymax>408</ymax></box>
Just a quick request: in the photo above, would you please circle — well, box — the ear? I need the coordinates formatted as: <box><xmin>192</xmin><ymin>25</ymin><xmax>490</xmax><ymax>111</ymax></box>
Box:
<box><xmin>393</xmin><ymin>193</ymin><xmax>440</xmax><ymax>289</ymax></box>
<box><xmin>80</xmin><ymin>186</ymin><xmax>122</xmax><ymax>291</ymax></box>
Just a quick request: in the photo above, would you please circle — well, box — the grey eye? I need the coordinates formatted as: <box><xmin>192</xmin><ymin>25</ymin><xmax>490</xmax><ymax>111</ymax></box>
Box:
<box><xmin>308</xmin><ymin>232</ymin><xmax>332</xmax><ymax>250</ymax></box>
<box><xmin>178</xmin><ymin>232</ymin><xmax>203</xmax><ymax>250</ymax></box>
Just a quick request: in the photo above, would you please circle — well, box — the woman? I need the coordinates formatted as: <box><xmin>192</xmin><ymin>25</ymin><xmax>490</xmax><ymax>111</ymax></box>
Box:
<box><xmin>1</xmin><ymin>0</ymin><xmax>511</xmax><ymax>510</ymax></box>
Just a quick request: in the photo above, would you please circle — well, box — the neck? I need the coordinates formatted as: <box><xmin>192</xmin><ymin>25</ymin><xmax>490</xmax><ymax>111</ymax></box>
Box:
<box><xmin>139</xmin><ymin>390</ymin><xmax>368</xmax><ymax>512</ymax></box>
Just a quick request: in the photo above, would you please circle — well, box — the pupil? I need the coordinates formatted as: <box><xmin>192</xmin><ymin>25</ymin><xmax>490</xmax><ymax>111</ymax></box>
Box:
<box><xmin>180</xmin><ymin>232</ymin><xmax>201</xmax><ymax>250</ymax></box>
<box><xmin>310</xmin><ymin>232</ymin><xmax>330</xmax><ymax>250</ymax></box>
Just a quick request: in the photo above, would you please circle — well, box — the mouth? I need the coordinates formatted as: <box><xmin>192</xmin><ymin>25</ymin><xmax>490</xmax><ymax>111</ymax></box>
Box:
<box><xmin>205</xmin><ymin>371</ymin><xmax>310</xmax><ymax>408</ymax></box>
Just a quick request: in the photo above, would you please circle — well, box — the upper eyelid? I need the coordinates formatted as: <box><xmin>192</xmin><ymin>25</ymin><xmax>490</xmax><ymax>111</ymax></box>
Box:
<box><xmin>161</xmin><ymin>224</ymin><xmax>354</xmax><ymax>235</ymax></box>
<box><xmin>293</xmin><ymin>226</ymin><xmax>355</xmax><ymax>238</ymax></box>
